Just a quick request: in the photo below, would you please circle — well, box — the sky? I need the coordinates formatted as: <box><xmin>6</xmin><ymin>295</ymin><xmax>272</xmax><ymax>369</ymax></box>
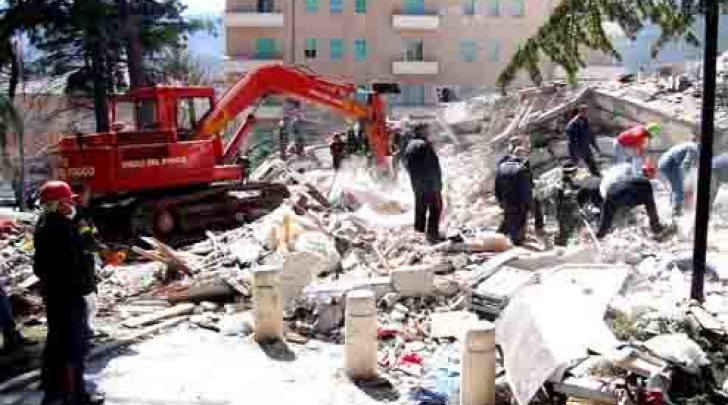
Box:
<box><xmin>182</xmin><ymin>0</ymin><xmax>224</xmax><ymax>15</ymax></box>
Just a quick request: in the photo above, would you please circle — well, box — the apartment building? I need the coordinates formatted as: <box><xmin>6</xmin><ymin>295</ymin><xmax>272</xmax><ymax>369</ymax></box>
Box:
<box><xmin>224</xmin><ymin>0</ymin><xmax>555</xmax><ymax>108</ymax></box>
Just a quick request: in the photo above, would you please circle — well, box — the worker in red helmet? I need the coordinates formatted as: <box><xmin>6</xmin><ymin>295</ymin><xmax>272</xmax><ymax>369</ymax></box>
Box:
<box><xmin>33</xmin><ymin>181</ymin><xmax>104</xmax><ymax>405</ymax></box>
<box><xmin>614</xmin><ymin>122</ymin><xmax>661</xmax><ymax>173</ymax></box>
<box><xmin>595</xmin><ymin>162</ymin><xmax>672</xmax><ymax>240</ymax></box>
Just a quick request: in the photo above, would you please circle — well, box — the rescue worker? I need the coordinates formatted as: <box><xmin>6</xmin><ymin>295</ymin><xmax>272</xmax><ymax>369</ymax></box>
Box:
<box><xmin>553</xmin><ymin>161</ymin><xmax>585</xmax><ymax>246</ymax></box>
<box><xmin>600</xmin><ymin>162</ymin><xmax>635</xmax><ymax>201</ymax></box>
<box><xmin>658</xmin><ymin>140</ymin><xmax>699</xmax><ymax>217</ymax></box>
<box><xmin>565</xmin><ymin>105</ymin><xmax>601</xmax><ymax>176</ymax></box>
<box><xmin>0</xmin><ymin>283</ymin><xmax>34</xmax><ymax>353</ymax></box>
<box><xmin>403</xmin><ymin>123</ymin><xmax>443</xmax><ymax>243</ymax></box>
<box><xmin>495</xmin><ymin>147</ymin><xmax>533</xmax><ymax>245</ymax></box>
<box><xmin>277</xmin><ymin>118</ymin><xmax>289</xmax><ymax>160</ymax></box>
<box><xmin>596</xmin><ymin>164</ymin><xmax>670</xmax><ymax>239</ymax></box>
<box><xmin>711</xmin><ymin>154</ymin><xmax>728</xmax><ymax>206</ymax></box>
<box><xmin>613</xmin><ymin>122</ymin><xmax>661</xmax><ymax>173</ymax></box>
<box><xmin>329</xmin><ymin>132</ymin><xmax>345</xmax><ymax>171</ymax></box>
<box><xmin>33</xmin><ymin>181</ymin><xmax>103</xmax><ymax>405</ymax></box>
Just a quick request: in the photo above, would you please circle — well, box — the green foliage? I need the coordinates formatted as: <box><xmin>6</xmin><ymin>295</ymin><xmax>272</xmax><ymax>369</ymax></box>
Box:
<box><xmin>497</xmin><ymin>0</ymin><xmax>726</xmax><ymax>91</ymax></box>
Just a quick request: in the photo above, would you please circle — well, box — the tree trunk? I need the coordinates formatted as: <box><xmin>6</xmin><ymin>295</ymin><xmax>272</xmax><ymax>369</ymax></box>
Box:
<box><xmin>119</xmin><ymin>0</ymin><xmax>145</xmax><ymax>89</ymax></box>
<box><xmin>8</xmin><ymin>45</ymin><xmax>19</xmax><ymax>101</ymax></box>
<box><xmin>91</xmin><ymin>40</ymin><xmax>110</xmax><ymax>132</ymax></box>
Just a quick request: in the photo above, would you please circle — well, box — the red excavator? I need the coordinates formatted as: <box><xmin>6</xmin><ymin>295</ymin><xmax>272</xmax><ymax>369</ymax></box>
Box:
<box><xmin>50</xmin><ymin>64</ymin><xmax>399</xmax><ymax>238</ymax></box>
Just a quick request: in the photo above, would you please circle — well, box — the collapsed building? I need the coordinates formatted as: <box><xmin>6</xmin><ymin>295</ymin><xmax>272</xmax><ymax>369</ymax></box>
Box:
<box><xmin>3</xmin><ymin>64</ymin><xmax>728</xmax><ymax>405</ymax></box>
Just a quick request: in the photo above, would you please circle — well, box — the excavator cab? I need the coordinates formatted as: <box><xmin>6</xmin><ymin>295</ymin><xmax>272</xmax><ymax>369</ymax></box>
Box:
<box><xmin>111</xmin><ymin>86</ymin><xmax>215</xmax><ymax>141</ymax></box>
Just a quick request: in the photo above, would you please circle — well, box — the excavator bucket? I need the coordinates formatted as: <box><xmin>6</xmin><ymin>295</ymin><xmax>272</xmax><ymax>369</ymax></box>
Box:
<box><xmin>371</xmin><ymin>83</ymin><xmax>401</xmax><ymax>94</ymax></box>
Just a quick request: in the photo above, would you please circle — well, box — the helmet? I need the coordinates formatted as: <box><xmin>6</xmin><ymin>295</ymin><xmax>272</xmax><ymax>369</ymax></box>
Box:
<box><xmin>642</xmin><ymin>161</ymin><xmax>657</xmax><ymax>179</ymax></box>
<box><xmin>646</xmin><ymin>122</ymin><xmax>661</xmax><ymax>137</ymax></box>
<box><xmin>39</xmin><ymin>181</ymin><xmax>77</xmax><ymax>204</ymax></box>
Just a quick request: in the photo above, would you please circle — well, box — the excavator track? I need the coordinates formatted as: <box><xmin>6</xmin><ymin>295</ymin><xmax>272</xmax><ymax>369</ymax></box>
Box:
<box><xmin>92</xmin><ymin>182</ymin><xmax>290</xmax><ymax>247</ymax></box>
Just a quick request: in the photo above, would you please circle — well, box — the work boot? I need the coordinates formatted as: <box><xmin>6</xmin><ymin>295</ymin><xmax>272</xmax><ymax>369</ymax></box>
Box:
<box><xmin>672</xmin><ymin>205</ymin><xmax>683</xmax><ymax>218</ymax></box>
<box><xmin>652</xmin><ymin>223</ymin><xmax>676</xmax><ymax>240</ymax></box>
<box><xmin>81</xmin><ymin>392</ymin><xmax>105</xmax><ymax>405</ymax></box>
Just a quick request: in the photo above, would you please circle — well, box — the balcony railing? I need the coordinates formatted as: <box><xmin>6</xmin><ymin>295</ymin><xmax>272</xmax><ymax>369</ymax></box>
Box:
<box><xmin>392</xmin><ymin>8</ymin><xmax>440</xmax><ymax>30</ymax></box>
<box><xmin>224</xmin><ymin>55</ymin><xmax>285</xmax><ymax>73</ymax></box>
<box><xmin>392</xmin><ymin>61</ymin><xmax>439</xmax><ymax>75</ymax></box>
<box><xmin>225</xmin><ymin>12</ymin><xmax>284</xmax><ymax>28</ymax></box>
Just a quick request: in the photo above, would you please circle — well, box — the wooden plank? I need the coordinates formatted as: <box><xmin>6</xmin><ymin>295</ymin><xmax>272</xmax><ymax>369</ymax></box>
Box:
<box><xmin>141</xmin><ymin>237</ymin><xmax>193</xmax><ymax>276</ymax></box>
<box><xmin>122</xmin><ymin>303</ymin><xmax>195</xmax><ymax>328</ymax></box>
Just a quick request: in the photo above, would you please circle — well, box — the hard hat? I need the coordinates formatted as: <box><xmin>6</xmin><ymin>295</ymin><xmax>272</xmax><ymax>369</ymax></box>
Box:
<box><xmin>642</xmin><ymin>161</ymin><xmax>657</xmax><ymax>179</ymax></box>
<box><xmin>39</xmin><ymin>181</ymin><xmax>78</xmax><ymax>204</ymax></box>
<box><xmin>646</xmin><ymin>122</ymin><xmax>661</xmax><ymax>137</ymax></box>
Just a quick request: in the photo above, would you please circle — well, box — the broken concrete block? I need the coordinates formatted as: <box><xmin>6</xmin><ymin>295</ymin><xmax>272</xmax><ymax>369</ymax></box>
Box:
<box><xmin>391</xmin><ymin>265</ymin><xmax>435</xmax><ymax>297</ymax></box>
<box><xmin>219</xmin><ymin>311</ymin><xmax>255</xmax><ymax>336</ymax></box>
<box><xmin>430</xmin><ymin>311</ymin><xmax>478</xmax><ymax>339</ymax></box>
<box><xmin>279</xmin><ymin>252</ymin><xmax>321</xmax><ymax>305</ymax></box>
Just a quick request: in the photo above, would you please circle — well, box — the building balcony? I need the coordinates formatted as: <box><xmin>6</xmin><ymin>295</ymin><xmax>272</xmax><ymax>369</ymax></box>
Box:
<box><xmin>392</xmin><ymin>61</ymin><xmax>439</xmax><ymax>75</ymax></box>
<box><xmin>224</xmin><ymin>11</ymin><xmax>284</xmax><ymax>28</ymax></box>
<box><xmin>392</xmin><ymin>12</ymin><xmax>440</xmax><ymax>30</ymax></box>
<box><xmin>224</xmin><ymin>55</ymin><xmax>285</xmax><ymax>73</ymax></box>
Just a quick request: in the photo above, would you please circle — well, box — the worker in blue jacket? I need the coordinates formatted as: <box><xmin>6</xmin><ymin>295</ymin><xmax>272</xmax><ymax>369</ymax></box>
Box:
<box><xmin>658</xmin><ymin>140</ymin><xmax>699</xmax><ymax>217</ymax></box>
<box><xmin>495</xmin><ymin>147</ymin><xmax>533</xmax><ymax>245</ymax></box>
<box><xmin>565</xmin><ymin>105</ymin><xmax>601</xmax><ymax>176</ymax></box>
<box><xmin>711</xmin><ymin>154</ymin><xmax>728</xmax><ymax>206</ymax></box>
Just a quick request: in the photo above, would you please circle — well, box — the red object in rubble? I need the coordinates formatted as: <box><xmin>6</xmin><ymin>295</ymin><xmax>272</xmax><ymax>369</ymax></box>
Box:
<box><xmin>0</xmin><ymin>219</ymin><xmax>17</xmax><ymax>236</ymax></box>
<box><xmin>399</xmin><ymin>352</ymin><xmax>424</xmax><ymax>366</ymax></box>
<box><xmin>377</xmin><ymin>327</ymin><xmax>399</xmax><ymax>340</ymax></box>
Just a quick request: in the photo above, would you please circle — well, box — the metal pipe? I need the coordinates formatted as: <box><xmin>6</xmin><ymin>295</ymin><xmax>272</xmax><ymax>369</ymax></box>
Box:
<box><xmin>691</xmin><ymin>1</ymin><xmax>720</xmax><ymax>302</ymax></box>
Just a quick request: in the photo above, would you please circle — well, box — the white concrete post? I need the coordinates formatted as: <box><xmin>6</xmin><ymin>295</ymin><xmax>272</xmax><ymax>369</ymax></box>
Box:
<box><xmin>344</xmin><ymin>289</ymin><xmax>377</xmax><ymax>380</ymax></box>
<box><xmin>253</xmin><ymin>266</ymin><xmax>283</xmax><ymax>342</ymax></box>
<box><xmin>461</xmin><ymin>321</ymin><xmax>496</xmax><ymax>405</ymax></box>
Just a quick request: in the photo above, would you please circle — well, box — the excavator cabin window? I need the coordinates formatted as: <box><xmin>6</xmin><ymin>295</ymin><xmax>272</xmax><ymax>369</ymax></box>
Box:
<box><xmin>177</xmin><ymin>97</ymin><xmax>212</xmax><ymax>141</ymax></box>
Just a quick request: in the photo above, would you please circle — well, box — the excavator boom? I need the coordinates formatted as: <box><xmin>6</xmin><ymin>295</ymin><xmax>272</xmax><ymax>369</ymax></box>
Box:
<box><xmin>199</xmin><ymin>64</ymin><xmax>396</xmax><ymax>164</ymax></box>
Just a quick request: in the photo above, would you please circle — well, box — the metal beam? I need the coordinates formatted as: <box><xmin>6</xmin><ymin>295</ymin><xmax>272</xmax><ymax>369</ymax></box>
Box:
<box><xmin>691</xmin><ymin>1</ymin><xmax>720</xmax><ymax>302</ymax></box>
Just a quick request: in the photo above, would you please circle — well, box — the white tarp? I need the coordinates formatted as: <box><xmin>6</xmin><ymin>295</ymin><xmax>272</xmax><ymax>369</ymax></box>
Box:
<box><xmin>496</xmin><ymin>265</ymin><xmax>629</xmax><ymax>405</ymax></box>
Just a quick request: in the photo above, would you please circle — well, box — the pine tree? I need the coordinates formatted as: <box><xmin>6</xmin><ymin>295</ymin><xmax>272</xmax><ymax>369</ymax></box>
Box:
<box><xmin>497</xmin><ymin>0</ymin><xmax>725</xmax><ymax>91</ymax></box>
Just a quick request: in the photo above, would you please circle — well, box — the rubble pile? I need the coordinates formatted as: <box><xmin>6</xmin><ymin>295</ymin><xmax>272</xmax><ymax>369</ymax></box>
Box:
<box><xmin>5</xmin><ymin>75</ymin><xmax>728</xmax><ymax>405</ymax></box>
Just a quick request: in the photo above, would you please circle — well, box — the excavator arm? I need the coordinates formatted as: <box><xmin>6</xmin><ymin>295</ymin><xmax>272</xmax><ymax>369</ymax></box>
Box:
<box><xmin>197</xmin><ymin>64</ymin><xmax>397</xmax><ymax>165</ymax></box>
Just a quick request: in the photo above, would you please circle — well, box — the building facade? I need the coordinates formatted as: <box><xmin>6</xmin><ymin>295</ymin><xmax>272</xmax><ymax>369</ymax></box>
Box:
<box><xmin>224</xmin><ymin>0</ymin><xmax>555</xmax><ymax>107</ymax></box>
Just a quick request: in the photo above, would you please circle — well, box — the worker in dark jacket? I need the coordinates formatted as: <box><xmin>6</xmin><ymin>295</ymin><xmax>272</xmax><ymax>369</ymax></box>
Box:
<box><xmin>495</xmin><ymin>148</ymin><xmax>533</xmax><ymax>245</ymax></box>
<box><xmin>34</xmin><ymin>181</ymin><xmax>103</xmax><ymax>405</ymax></box>
<box><xmin>0</xmin><ymin>283</ymin><xmax>35</xmax><ymax>353</ymax></box>
<box><xmin>565</xmin><ymin>105</ymin><xmax>601</xmax><ymax>176</ymax></box>
<box><xmin>595</xmin><ymin>165</ymin><xmax>669</xmax><ymax>239</ymax></box>
<box><xmin>330</xmin><ymin>133</ymin><xmax>345</xmax><ymax>171</ymax></box>
<box><xmin>404</xmin><ymin>123</ymin><xmax>443</xmax><ymax>243</ymax></box>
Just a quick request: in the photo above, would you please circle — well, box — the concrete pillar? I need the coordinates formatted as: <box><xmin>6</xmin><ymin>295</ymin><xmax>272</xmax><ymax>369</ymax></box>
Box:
<box><xmin>253</xmin><ymin>266</ymin><xmax>284</xmax><ymax>342</ymax></box>
<box><xmin>460</xmin><ymin>321</ymin><xmax>496</xmax><ymax>405</ymax></box>
<box><xmin>344</xmin><ymin>289</ymin><xmax>377</xmax><ymax>381</ymax></box>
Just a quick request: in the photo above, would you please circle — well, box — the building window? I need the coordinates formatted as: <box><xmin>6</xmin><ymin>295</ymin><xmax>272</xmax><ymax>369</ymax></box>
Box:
<box><xmin>487</xmin><ymin>0</ymin><xmax>501</xmax><ymax>16</ymax></box>
<box><xmin>257</xmin><ymin>0</ymin><xmax>274</xmax><ymax>12</ymax></box>
<box><xmin>330</xmin><ymin>0</ymin><xmax>343</xmax><ymax>14</ymax></box>
<box><xmin>305</xmin><ymin>0</ymin><xmax>318</xmax><ymax>12</ymax></box>
<box><xmin>403</xmin><ymin>38</ymin><xmax>425</xmax><ymax>61</ymax></box>
<box><xmin>400</xmin><ymin>85</ymin><xmax>426</xmax><ymax>106</ymax></box>
<box><xmin>462</xmin><ymin>0</ymin><xmax>477</xmax><ymax>15</ymax></box>
<box><xmin>404</xmin><ymin>0</ymin><xmax>425</xmax><ymax>15</ymax></box>
<box><xmin>255</xmin><ymin>38</ymin><xmax>277</xmax><ymax>59</ymax></box>
<box><xmin>354</xmin><ymin>38</ymin><xmax>367</xmax><ymax>62</ymax></box>
<box><xmin>487</xmin><ymin>39</ymin><xmax>501</xmax><ymax>62</ymax></box>
<box><xmin>355</xmin><ymin>0</ymin><xmax>366</xmax><ymax>13</ymax></box>
<box><xmin>305</xmin><ymin>38</ymin><xmax>318</xmax><ymax>59</ymax></box>
<box><xmin>511</xmin><ymin>0</ymin><xmax>525</xmax><ymax>16</ymax></box>
<box><xmin>460</xmin><ymin>40</ymin><xmax>478</xmax><ymax>62</ymax></box>
<box><xmin>330</xmin><ymin>38</ymin><xmax>344</xmax><ymax>60</ymax></box>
